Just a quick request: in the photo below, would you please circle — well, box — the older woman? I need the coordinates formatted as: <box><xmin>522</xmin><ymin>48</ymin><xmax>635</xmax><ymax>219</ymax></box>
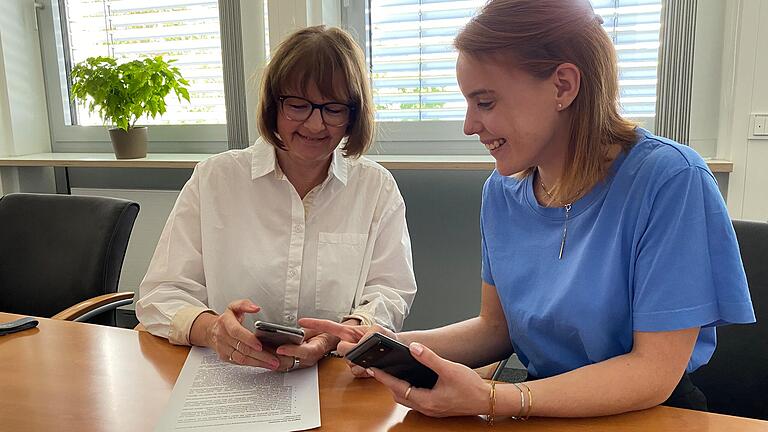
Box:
<box><xmin>136</xmin><ymin>26</ymin><xmax>416</xmax><ymax>372</ymax></box>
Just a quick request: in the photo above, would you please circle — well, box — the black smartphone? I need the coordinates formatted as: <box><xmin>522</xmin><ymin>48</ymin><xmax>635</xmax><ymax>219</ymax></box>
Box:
<box><xmin>345</xmin><ymin>332</ymin><xmax>439</xmax><ymax>389</ymax></box>
<box><xmin>253</xmin><ymin>321</ymin><xmax>305</xmax><ymax>347</ymax></box>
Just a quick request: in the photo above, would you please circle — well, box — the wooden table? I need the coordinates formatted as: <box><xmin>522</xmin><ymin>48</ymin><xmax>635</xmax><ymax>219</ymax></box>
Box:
<box><xmin>1</xmin><ymin>312</ymin><xmax>766</xmax><ymax>431</ymax></box>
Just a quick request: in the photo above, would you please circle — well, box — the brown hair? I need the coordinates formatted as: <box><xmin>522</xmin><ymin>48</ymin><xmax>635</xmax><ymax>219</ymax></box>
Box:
<box><xmin>455</xmin><ymin>0</ymin><xmax>638</xmax><ymax>203</ymax></box>
<box><xmin>256</xmin><ymin>25</ymin><xmax>374</xmax><ymax>158</ymax></box>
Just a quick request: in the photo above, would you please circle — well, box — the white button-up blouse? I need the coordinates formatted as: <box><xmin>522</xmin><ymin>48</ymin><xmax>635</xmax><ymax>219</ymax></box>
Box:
<box><xmin>136</xmin><ymin>138</ymin><xmax>417</xmax><ymax>345</ymax></box>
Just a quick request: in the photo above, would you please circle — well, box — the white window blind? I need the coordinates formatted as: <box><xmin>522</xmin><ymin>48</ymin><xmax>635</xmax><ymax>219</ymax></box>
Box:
<box><xmin>63</xmin><ymin>0</ymin><xmax>226</xmax><ymax>126</ymax></box>
<box><xmin>369</xmin><ymin>0</ymin><xmax>662</xmax><ymax>128</ymax></box>
<box><xmin>370</xmin><ymin>0</ymin><xmax>478</xmax><ymax>122</ymax></box>
<box><xmin>594</xmin><ymin>0</ymin><xmax>662</xmax><ymax>129</ymax></box>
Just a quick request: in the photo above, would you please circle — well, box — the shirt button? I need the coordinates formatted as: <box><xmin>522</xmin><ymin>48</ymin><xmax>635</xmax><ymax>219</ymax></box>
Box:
<box><xmin>294</xmin><ymin>224</ymin><xmax>304</xmax><ymax>233</ymax></box>
<box><xmin>288</xmin><ymin>269</ymin><xmax>297</xmax><ymax>279</ymax></box>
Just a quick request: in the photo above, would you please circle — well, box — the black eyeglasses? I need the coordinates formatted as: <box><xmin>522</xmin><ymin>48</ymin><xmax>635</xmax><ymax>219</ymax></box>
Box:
<box><xmin>278</xmin><ymin>95</ymin><xmax>355</xmax><ymax>127</ymax></box>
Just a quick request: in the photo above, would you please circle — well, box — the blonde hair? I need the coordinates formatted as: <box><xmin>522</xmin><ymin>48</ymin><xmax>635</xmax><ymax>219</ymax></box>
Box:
<box><xmin>455</xmin><ymin>0</ymin><xmax>638</xmax><ymax>203</ymax></box>
<box><xmin>256</xmin><ymin>25</ymin><xmax>374</xmax><ymax>158</ymax></box>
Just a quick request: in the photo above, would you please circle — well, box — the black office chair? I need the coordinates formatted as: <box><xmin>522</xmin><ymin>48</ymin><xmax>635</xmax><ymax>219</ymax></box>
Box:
<box><xmin>690</xmin><ymin>219</ymin><xmax>768</xmax><ymax>420</ymax></box>
<box><xmin>0</xmin><ymin>193</ymin><xmax>139</xmax><ymax>326</ymax></box>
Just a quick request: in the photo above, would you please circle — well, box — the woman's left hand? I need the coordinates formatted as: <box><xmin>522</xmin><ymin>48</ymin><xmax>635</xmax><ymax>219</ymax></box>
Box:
<box><xmin>368</xmin><ymin>342</ymin><xmax>490</xmax><ymax>418</ymax></box>
<box><xmin>273</xmin><ymin>329</ymin><xmax>339</xmax><ymax>369</ymax></box>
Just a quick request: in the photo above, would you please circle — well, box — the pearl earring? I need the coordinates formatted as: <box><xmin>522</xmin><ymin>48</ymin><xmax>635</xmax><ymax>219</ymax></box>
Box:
<box><xmin>557</xmin><ymin>103</ymin><xmax>563</xmax><ymax>110</ymax></box>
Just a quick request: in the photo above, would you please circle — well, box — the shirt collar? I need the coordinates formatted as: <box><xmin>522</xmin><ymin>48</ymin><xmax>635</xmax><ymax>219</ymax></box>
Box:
<box><xmin>329</xmin><ymin>145</ymin><xmax>349</xmax><ymax>185</ymax></box>
<box><xmin>250</xmin><ymin>137</ymin><xmax>279</xmax><ymax>180</ymax></box>
<box><xmin>250</xmin><ymin>136</ymin><xmax>349</xmax><ymax>186</ymax></box>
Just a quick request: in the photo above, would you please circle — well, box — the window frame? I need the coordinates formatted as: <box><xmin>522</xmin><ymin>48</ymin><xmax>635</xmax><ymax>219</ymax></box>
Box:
<box><xmin>37</xmin><ymin>0</ymin><xmax>232</xmax><ymax>154</ymax></box>
<box><xmin>343</xmin><ymin>0</ymin><xmax>661</xmax><ymax>155</ymax></box>
<box><xmin>342</xmin><ymin>0</ymin><xmax>480</xmax><ymax>154</ymax></box>
<box><xmin>37</xmin><ymin>0</ymin><xmax>661</xmax><ymax>156</ymax></box>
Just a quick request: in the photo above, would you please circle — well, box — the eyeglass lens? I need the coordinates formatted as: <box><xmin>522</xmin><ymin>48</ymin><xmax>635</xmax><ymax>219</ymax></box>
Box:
<box><xmin>281</xmin><ymin>96</ymin><xmax>351</xmax><ymax>127</ymax></box>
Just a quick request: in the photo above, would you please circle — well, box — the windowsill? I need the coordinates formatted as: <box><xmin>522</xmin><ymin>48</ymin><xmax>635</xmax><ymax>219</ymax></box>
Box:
<box><xmin>0</xmin><ymin>152</ymin><xmax>735</xmax><ymax>173</ymax></box>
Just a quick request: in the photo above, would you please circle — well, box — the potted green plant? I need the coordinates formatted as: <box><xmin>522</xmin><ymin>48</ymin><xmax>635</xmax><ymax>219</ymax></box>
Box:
<box><xmin>70</xmin><ymin>56</ymin><xmax>190</xmax><ymax>159</ymax></box>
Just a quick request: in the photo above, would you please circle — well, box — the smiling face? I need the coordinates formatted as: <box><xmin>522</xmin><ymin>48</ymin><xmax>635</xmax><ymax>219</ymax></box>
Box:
<box><xmin>457</xmin><ymin>53</ymin><xmax>570</xmax><ymax>177</ymax></box>
<box><xmin>275</xmin><ymin>82</ymin><xmax>350</xmax><ymax>171</ymax></box>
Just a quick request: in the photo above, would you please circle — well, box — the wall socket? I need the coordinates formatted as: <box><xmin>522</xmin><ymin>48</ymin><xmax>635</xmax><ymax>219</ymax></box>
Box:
<box><xmin>752</xmin><ymin>114</ymin><xmax>768</xmax><ymax>137</ymax></box>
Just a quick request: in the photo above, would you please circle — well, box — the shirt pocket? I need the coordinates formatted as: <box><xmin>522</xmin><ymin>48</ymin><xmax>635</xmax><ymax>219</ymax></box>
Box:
<box><xmin>315</xmin><ymin>232</ymin><xmax>368</xmax><ymax>316</ymax></box>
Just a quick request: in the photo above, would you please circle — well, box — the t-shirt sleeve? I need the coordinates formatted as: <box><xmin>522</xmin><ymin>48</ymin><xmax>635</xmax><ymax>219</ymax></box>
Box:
<box><xmin>480</xmin><ymin>177</ymin><xmax>495</xmax><ymax>286</ymax></box>
<box><xmin>632</xmin><ymin>166</ymin><xmax>755</xmax><ymax>332</ymax></box>
<box><xmin>481</xmin><ymin>215</ymin><xmax>494</xmax><ymax>286</ymax></box>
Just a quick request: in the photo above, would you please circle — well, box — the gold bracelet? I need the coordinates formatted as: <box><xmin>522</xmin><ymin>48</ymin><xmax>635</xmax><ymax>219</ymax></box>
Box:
<box><xmin>511</xmin><ymin>382</ymin><xmax>525</xmax><ymax>420</ymax></box>
<box><xmin>487</xmin><ymin>380</ymin><xmax>496</xmax><ymax>425</ymax></box>
<box><xmin>519</xmin><ymin>382</ymin><xmax>533</xmax><ymax>420</ymax></box>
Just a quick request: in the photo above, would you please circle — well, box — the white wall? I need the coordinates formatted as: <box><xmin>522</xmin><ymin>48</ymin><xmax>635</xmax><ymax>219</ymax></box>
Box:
<box><xmin>0</xmin><ymin>30</ymin><xmax>12</xmax><ymax>195</ymax></box>
<box><xmin>715</xmin><ymin>0</ymin><xmax>768</xmax><ymax>221</ymax></box>
<box><xmin>267</xmin><ymin>0</ymin><xmax>310</xmax><ymax>51</ymax></box>
<box><xmin>689</xmin><ymin>0</ymin><xmax>768</xmax><ymax>220</ymax></box>
<box><xmin>0</xmin><ymin>0</ymin><xmax>54</xmax><ymax>193</ymax></box>
<box><xmin>689</xmin><ymin>0</ymin><xmax>726</xmax><ymax>157</ymax></box>
<box><xmin>266</xmin><ymin>0</ymin><xmax>341</xmax><ymax>49</ymax></box>
<box><xmin>241</xmin><ymin>0</ymin><xmax>268</xmax><ymax>143</ymax></box>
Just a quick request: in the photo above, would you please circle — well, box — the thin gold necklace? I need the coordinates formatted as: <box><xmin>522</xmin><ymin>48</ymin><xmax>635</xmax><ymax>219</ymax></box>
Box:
<box><xmin>538</xmin><ymin>174</ymin><xmax>572</xmax><ymax>260</ymax></box>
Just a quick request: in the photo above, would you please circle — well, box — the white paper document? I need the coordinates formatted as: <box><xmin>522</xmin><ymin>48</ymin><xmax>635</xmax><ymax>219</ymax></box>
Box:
<box><xmin>155</xmin><ymin>347</ymin><xmax>321</xmax><ymax>431</ymax></box>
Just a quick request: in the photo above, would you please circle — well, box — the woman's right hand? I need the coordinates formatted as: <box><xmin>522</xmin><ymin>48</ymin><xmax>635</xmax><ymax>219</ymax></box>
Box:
<box><xmin>298</xmin><ymin>318</ymin><xmax>398</xmax><ymax>378</ymax></box>
<box><xmin>194</xmin><ymin>299</ymin><xmax>292</xmax><ymax>371</ymax></box>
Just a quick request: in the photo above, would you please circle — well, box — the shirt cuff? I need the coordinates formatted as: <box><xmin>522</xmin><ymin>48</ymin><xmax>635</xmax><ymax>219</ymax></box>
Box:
<box><xmin>342</xmin><ymin>311</ymin><xmax>375</xmax><ymax>327</ymax></box>
<box><xmin>169</xmin><ymin>306</ymin><xmax>215</xmax><ymax>345</ymax></box>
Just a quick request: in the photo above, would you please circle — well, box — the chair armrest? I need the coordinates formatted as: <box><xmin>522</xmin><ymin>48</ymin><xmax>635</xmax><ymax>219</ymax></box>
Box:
<box><xmin>52</xmin><ymin>292</ymin><xmax>135</xmax><ymax>322</ymax></box>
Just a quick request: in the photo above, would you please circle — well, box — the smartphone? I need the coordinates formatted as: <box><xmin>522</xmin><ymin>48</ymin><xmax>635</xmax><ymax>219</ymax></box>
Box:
<box><xmin>253</xmin><ymin>321</ymin><xmax>305</xmax><ymax>347</ymax></box>
<box><xmin>345</xmin><ymin>332</ymin><xmax>439</xmax><ymax>389</ymax></box>
<box><xmin>491</xmin><ymin>356</ymin><xmax>529</xmax><ymax>383</ymax></box>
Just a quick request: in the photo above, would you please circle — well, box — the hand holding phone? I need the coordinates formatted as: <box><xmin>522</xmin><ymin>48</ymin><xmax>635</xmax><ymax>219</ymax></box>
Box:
<box><xmin>345</xmin><ymin>332</ymin><xmax>439</xmax><ymax>389</ymax></box>
<box><xmin>253</xmin><ymin>321</ymin><xmax>305</xmax><ymax>348</ymax></box>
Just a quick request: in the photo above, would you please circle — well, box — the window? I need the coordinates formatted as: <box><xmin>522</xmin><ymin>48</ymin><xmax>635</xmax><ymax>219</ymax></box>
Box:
<box><xmin>62</xmin><ymin>0</ymin><xmax>225</xmax><ymax>126</ymax></box>
<box><xmin>369</xmin><ymin>0</ymin><xmax>479</xmax><ymax>122</ymax></box>
<box><xmin>594</xmin><ymin>0</ymin><xmax>662</xmax><ymax>129</ymax></box>
<box><xmin>366</xmin><ymin>0</ymin><xmax>662</xmax><ymax>129</ymax></box>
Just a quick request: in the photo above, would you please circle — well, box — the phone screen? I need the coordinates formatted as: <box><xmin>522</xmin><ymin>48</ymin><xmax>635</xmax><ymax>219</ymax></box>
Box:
<box><xmin>345</xmin><ymin>333</ymin><xmax>438</xmax><ymax>389</ymax></box>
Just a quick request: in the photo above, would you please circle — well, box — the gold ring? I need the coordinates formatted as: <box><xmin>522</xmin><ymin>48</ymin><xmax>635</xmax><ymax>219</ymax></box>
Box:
<box><xmin>229</xmin><ymin>351</ymin><xmax>234</xmax><ymax>362</ymax></box>
<box><xmin>404</xmin><ymin>385</ymin><xmax>413</xmax><ymax>400</ymax></box>
<box><xmin>236</xmin><ymin>340</ymin><xmax>241</xmax><ymax>352</ymax></box>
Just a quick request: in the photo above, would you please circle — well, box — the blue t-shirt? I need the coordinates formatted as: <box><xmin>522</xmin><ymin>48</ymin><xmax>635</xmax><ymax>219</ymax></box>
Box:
<box><xmin>480</xmin><ymin>129</ymin><xmax>755</xmax><ymax>378</ymax></box>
